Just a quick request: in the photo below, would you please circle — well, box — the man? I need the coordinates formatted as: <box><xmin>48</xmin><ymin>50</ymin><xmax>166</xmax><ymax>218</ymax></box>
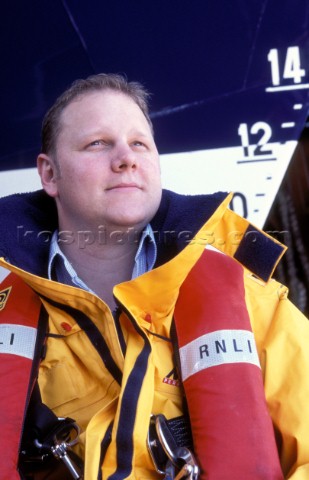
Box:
<box><xmin>38</xmin><ymin>75</ymin><xmax>162</xmax><ymax>310</ymax></box>
<box><xmin>0</xmin><ymin>73</ymin><xmax>309</xmax><ymax>479</ymax></box>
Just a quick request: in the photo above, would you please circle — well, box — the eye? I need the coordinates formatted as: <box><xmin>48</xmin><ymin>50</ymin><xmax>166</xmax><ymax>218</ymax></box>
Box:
<box><xmin>86</xmin><ymin>139</ymin><xmax>109</xmax><ymax>149</ymax></box>
<box><xmin>132</xmin><ymin>140</ymin><xmax>146</xmax><ymax>148</ymax></box>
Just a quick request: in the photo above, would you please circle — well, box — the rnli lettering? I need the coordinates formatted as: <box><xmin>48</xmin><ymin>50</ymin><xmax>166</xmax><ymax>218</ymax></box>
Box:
<box><xmin>0</xmin><ymin>324</ymin><xmax>37</xmax><ymax>359</ymax></box>
<box><xmin>0</xmin><ymin>332</ymin><xmax>14</xmax><ymax>345</ymax></box>
<box><xmin>180</xmin><ymin>329</ymin><xmax>260</xmax><ymax>382</ymax></box>
<box><xmin>200</xmin><ymin>337</ymin><xmax>254</xmax><ymax>358</ymax></box>
<box><xmin>199</xmin><ymin>344</ymin><xmax>209</xmax><ymax>357</ymax></box>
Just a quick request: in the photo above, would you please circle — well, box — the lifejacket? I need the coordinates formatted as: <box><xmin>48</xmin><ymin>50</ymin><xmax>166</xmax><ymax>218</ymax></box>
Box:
<box><xmin>1</xmin><ymin>253</ymin><xmax>284</xmax><ymax>479</ymax></box>
<box><xmin>174</xmin><ymin>249</ymin><xmax>284</xmax><ymax>479</ymax></box>
<box><xmin>0</xmin><ymin>268</ymin><xmax>43</xmax><ymax>479</ymax></box>
<box><xmin>0</xmin><ymin>267</ymin><xmax>83</xmax><ymax>479</ymax></box>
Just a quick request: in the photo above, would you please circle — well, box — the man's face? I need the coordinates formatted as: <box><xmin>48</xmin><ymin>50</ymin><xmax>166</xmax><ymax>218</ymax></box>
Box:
<box><xmin>41</xmin><ymin>90</ymin><xmax>162</xmax><ymax>235</ymax></box>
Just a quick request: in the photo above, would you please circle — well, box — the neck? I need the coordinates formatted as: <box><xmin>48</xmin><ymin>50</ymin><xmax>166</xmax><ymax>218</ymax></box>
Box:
<box><xmin>59</xmin><ymin>228</ymin><xmax>141</xmax><ymax>310</ymax></box>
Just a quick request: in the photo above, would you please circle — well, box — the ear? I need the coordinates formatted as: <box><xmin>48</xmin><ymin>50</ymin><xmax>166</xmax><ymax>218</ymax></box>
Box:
<box><xmin>37</xmin><ymin>153</ymin><xmax>59</xmax><ymax>198</ymax></box>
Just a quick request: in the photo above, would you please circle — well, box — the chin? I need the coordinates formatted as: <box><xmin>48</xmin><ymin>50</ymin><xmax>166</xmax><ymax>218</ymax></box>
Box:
<box><xmin>107</xmin><ymin>214</ymin><xmax>150</xmax><ymax>232</ymax></box>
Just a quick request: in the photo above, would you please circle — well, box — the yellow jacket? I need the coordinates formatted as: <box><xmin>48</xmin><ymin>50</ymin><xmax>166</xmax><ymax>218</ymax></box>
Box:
<box><xmin>1</xmin><ymin>189</ymin><xmax>309</xmax><ymax>479</ymax></box>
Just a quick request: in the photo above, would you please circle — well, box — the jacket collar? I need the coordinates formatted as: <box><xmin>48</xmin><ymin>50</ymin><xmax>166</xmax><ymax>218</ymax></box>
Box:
<box><xmin>0</xmin><ymin>189</ymin><xmax>228</xmax><ymax>276</ymax></box>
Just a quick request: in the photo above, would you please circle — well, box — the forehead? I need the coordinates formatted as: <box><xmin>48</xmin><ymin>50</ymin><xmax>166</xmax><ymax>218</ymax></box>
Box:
<box><xmin>60</xmin><ymin>90</ymin><xmax>143</xmax><ymax>124</ymax></box>
<box><xmin>55</xmin><ymin>90</ymin><xmax>153</xmax><ymax>149</ymax></box>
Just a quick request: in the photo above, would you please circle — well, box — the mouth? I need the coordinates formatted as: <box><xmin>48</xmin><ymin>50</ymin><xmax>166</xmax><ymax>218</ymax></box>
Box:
<box><xmin>107</xmin><ymin>183</ymin><xmax>142</xmax><ymax>191</ymax></box>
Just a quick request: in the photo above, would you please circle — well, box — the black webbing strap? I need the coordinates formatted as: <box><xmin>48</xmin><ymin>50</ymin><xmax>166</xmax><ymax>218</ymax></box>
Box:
<box><xmin>165</xmin><ymin>415</ymin><xmax>193</xmax><ymax>450</ymax></box>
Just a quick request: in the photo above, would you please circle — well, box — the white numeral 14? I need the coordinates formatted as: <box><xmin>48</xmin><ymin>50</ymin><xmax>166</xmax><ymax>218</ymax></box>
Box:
<box><xmin>268</xmin><ymin>46</ymin><xmax>305</xmax><ymax>86</ymax></box>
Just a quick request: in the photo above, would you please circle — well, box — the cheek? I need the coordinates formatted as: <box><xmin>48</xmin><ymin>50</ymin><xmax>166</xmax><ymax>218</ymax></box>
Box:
<box><xmin>61</xmin><ymin>165</ymin><xmax>95</xmax><ymax>186</ymax></box>
<box><xmin>143</xmin><ymin>158</ymin><xmax>161</xmax><ymax>178</ymax></box>
<box><xmin>151</xmin><ymin>165</ymin><xmax>162</xmax><ymax>189</ymax></box>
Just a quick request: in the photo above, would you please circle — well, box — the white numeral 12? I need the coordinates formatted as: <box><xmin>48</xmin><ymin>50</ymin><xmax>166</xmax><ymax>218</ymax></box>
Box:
<box><xmin>238</xmin><ymin>122</ymin><xmax>272</xmax><ymax>157</ymax></box>
<box><xmin>268</xmin><ymin>46</ymin><xmax>306</xmax><ymax>86</ymax></box>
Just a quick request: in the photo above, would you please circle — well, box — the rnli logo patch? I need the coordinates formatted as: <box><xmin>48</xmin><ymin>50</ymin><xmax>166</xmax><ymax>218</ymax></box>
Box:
<box><xmin>0</xmin><ymin>287</ymin><xmax>11</xmax><ymax>311</ymax></box>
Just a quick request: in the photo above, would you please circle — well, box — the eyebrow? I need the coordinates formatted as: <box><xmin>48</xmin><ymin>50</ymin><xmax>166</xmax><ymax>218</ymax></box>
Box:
<box><xmin>128</xmin><ymin>129</ymin><xmax>151</xmax><ymax>138</ymax></box>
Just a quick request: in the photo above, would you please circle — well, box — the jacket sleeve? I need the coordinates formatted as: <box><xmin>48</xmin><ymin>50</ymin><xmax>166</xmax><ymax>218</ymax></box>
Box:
<box><xmin>247</xmin><ymin>275</ymin><xmax>309</xmax><ymax>479</ymax></box>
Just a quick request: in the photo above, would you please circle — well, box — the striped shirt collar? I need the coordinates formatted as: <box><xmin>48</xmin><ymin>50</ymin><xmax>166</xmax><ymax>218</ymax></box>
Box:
<box><xmin>48</xmin><ymin>224</ymin><xmax>157</xmax><ymax>293</ymax></box>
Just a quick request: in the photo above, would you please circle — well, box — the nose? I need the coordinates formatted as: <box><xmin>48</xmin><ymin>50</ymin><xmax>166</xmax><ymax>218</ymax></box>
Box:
<box><xmin>111</xmin><ymin>143</ymin><xmax>137</xmax><ymax>172</ymax></box>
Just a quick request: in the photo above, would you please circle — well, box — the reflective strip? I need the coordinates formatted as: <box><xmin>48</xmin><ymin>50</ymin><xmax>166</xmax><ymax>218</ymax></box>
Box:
<box><xmin>0</xmin><ymin>266</ymin><xmax>11</xmax><ymax>283</ymax></box>
<box><xmin>0</xmin><ymin>324</ymin><xmax>37</xmax><ymax>359</ymax></box>
<box><xmin>179</xmin><ymin>329</ymin><xmax>260</xmax><ymax>381</ymax></box>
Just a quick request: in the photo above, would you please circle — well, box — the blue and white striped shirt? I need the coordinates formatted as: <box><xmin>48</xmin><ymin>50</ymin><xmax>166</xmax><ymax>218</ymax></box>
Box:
<box><xmin>48</xmin><ymin>224</ymin><xmax>157</xmax><ymax>294</ymax></box>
